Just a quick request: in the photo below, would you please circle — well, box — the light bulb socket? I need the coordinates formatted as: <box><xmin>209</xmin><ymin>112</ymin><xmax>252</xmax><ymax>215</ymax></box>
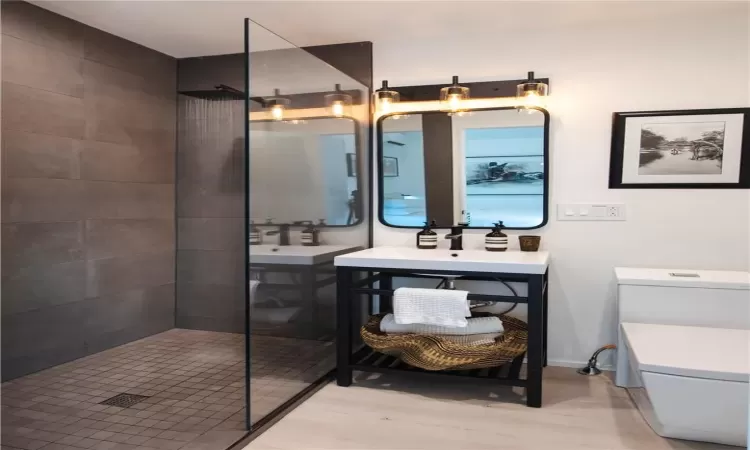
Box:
<box><xmin>374</xmin><ymin>79</ymin><xmax>400</xmax><ymax>103</ymax></box>
<box><xmin>516</xmin><ymin>71</ymin><xmax>548</xmax><ymax>100</ymax></box>
<box><xmin>444</xmin><ymin>86</ymin><xmax>466</xmax><ymax>96</ymax></box>
<box><xmin>439</xmin><ymin>75</ymin><xmax>470</xmax><ymax>111</ymax></box>
<box><xmin>265</xmin><ymin>88</ymin><xmax>291</xmax><ymax>108</ymax></box>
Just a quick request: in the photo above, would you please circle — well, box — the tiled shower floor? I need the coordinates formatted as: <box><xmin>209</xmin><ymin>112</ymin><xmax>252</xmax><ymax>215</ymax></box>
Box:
<box><xmin>1</xmin><ymin>329</ymin><xmax>335</xmax><ymax>450</ymax></box>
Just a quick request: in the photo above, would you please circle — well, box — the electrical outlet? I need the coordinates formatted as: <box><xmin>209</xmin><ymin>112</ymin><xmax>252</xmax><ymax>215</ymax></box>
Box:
<box><xmin>557</xmin><ymin>204</ymin><xmax>626</xmax><ymax>221</ymax></box>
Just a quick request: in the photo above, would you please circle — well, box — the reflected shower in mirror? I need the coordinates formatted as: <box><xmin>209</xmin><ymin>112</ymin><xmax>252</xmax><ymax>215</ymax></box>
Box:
<box><xmin>378</xmin><ymin>107</ymin><xmax>548</xmax><ymax>229</ymax></box>
<box><xmin>249</xmin><ymin>117</ymin><xmax>361</xmax><ymax>226</ymax></box>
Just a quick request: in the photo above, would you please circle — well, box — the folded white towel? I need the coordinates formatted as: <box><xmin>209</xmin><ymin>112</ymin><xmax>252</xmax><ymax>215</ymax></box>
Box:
<box><xmin>249</xmin><ymin>280</ymin><xmax>260</xmax><ymax>305</ymax></box>
<box><xmin>387</xmin><ymin>332</ymin><xmax>502</xmax><ymax>346</ymax></box>
<box><xmin>380</xmin><ymin>313</ymin><xmax>503</xmax><ymax>335</ymax></box>
<box><xmin>393</xmin><ymin>287</ymin><xmax>470</xmax><ymax>327</ymax></box>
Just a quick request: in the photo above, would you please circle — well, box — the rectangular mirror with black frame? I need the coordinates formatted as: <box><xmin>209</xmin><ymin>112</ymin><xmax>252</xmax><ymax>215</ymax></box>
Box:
<box><xmin>249</xmin><ymin>116</ymin><xmax>362</xmax><ymax>227</ymax></box>
<box><xmin>377</xmin><ymin>107</ymin><xmax>549</xmax><ymax>229</ymax></box>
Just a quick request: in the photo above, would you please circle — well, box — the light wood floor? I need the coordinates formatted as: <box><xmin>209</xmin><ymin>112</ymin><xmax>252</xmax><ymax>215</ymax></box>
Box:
<box><xmin>245</xmin><ymin>367</ymin><xmax>741</xmax><ymax>450</ymax></box>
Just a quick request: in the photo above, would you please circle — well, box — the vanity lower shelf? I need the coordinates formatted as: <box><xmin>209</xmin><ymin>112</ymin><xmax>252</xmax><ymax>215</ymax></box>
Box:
<box><xmin>351</xmin><ymin>346</ymin><xmax>534</xmax><ymax>386</ymax></box>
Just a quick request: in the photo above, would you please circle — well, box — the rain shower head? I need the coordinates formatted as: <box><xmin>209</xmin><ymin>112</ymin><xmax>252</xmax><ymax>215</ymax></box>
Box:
<box><xmin>178</xmin><ymin>84</ymin><xmax>266</xmax><ymax>106</ymax></box>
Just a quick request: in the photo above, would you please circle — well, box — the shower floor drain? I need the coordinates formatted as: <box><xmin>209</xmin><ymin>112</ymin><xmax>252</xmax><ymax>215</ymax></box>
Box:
<box><xmin>99</xmin><ymin>393</ymin><xmax>150</xmax><ymax>408</ymax></box>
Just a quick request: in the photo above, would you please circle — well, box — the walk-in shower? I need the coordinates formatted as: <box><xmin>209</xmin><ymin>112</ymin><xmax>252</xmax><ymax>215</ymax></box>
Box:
<box><xmin>0</xmin><ymin>4</ymin><xmax>371</xmax><ymax>448</ymax></box>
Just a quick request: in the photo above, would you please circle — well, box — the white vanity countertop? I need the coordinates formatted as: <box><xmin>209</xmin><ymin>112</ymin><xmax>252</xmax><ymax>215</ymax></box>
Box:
<box><xmin>334</xmin><ymin>246</ymin><xmax>549</xmax><ymax>274</ymax></box>
<box><xmin>250</xmin><ymin>245</ymin><xmax>363</xmax><ymax>266</ymax></box>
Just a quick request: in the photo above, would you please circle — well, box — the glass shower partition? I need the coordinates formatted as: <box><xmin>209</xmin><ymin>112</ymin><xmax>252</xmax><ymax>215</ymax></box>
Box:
<box><xmin>243</xmin><ymin>19</ymin><xmax>371</xmax><ymax>430</ymax></box>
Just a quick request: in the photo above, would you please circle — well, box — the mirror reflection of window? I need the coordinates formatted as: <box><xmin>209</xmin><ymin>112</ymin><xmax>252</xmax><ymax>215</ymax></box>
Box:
<box><xmin>457</xmin><ymin>126</ymin><xmax>544</xmax><ymax>227</ymax></box>
<box><xmin>379</xmin><ymin>108</ymin><xmax>547</xmax><ymax>229</ymax></box>
<box><xmin>382</xmin><ymin>129</ymin><xmax>427</xmax><ymax>226</ymax></box>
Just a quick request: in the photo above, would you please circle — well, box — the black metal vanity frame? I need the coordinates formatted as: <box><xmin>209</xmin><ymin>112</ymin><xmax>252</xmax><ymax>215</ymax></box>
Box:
<box><xmin>335</xmin><ymin>266</ymin><xmax>549</xmax><ymax>408</ymax></box>
<box><xmin>250</xmin><ymin>261</ymin><xmax>337</xmax><ymax>326</ymax></box>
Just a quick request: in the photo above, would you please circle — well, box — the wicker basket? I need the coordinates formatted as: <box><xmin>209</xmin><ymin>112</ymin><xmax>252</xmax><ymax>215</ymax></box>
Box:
<box><xmin>360</xmin><ymin>314</ymin><xmax>528</xmax><ymax>371</ymax></box>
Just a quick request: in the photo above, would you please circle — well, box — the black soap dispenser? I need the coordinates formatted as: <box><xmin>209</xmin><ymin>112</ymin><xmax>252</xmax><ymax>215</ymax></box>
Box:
<box><xmin>301</xmin><ymin>220</ymin><xmax>320</xmax><ymax>246</ymax></box>
<box><xmin>249</xmin><ymin>220</ymin><xmax>262</xmax><ymax>245</ymax></box>
<box><xmin>417</xmin><ymin>220</ymin><xmax>438</xmax><ymax>249</ymax></box>
<box><xmin>485</xmin><ymin>221</ymin><xmax>508</xmax><ymax>252</ymax></box>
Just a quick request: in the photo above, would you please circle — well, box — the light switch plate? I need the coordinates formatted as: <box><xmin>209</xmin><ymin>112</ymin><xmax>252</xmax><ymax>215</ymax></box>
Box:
<box><xmin>557</xmin><ymin>204</ymin><xmax>626</xmax><ymax>221</ymax></box>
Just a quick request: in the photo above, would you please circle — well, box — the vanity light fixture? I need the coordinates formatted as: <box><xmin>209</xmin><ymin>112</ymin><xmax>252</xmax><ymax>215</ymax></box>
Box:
<box><xmin>440</xmin><ymin>76</ymin><xmax>470</xmax><ymax>113</ymax></box>
<box><xmin>265</xmin><ymin>88</ymin><xmax>290</xmax><ymax>121</ymax></box>
<box><xmin>374</xmin><ymin>80</ymin><xmax>400</xmax><ymax>114</ymax></box>
<box><xmin>325</xmin><ymin>84</ymin><xmax>353</xmax><ymax>118</ymax></box>
<box><xmin>516</xmin><ymin>71</ymin><xmax>548</xmax><ymax>110</ymax></box>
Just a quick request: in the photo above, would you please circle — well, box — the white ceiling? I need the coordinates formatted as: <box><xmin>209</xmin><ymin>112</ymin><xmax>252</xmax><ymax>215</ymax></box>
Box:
<box><xmin>30</xmin><ymin>1</ymin><xmax>737</xmax><ymax>58</ymax></box>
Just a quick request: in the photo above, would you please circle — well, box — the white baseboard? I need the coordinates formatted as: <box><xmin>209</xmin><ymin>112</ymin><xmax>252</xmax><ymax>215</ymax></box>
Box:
<box><xmin>547</xmin><ymin>359</ymin><xmax>614</xmax><ymax>372</ymax></box>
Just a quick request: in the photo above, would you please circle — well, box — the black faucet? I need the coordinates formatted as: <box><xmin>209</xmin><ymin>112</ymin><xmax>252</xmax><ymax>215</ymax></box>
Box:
<box><xmin>444</xmin><ymin>223</ymin><xmax>466</xmax><ymax>251</ymax></box>
<box><xmin>266</xmin><ymin>224</ymin><xmax>290</xmax><ymax>246</ymax></box>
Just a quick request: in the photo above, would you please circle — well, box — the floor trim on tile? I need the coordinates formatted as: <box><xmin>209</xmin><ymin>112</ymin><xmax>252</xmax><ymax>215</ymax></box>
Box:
<box><xmin>228</xmin><ymin>370</ymin><xmax>334</xmax><ymax>450</ymax></box>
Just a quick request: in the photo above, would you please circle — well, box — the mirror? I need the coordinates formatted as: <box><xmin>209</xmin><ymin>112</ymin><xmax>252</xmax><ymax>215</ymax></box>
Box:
<box><xmin>249</xmin><ymin>117</ymin><xmax>362</xmax><ymax>226</ymax></box>
<box><xmin>378</xmin><ymin>107</ymin><xmax>548</xmax><ymax>229</ymax></box>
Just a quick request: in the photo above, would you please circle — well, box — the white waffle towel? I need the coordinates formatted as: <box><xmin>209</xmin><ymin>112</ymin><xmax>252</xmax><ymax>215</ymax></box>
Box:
<box><xmin>393</xmin><ymin>288</ymin><xmax>471</xmax><ymax>327</ymax></box>
<box><xmin>249</xmin><ymin>280</ymin><xmax>260</xmax><ymax>305</ymax></box>
<box><xmin>380</xmin><ymin>313</ymin><xmax>503</xmax><ymax>335</ymax></box>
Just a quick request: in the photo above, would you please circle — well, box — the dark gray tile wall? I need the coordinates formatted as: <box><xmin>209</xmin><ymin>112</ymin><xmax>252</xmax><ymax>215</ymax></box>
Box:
<box><xmin>1</xmin><ymin>1</ymin><xmax>177</xmax><ymax>380</ymax></box>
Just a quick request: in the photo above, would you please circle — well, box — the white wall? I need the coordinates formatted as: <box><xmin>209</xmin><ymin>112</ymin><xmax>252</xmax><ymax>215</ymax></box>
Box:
<box><xmin>382</xmin><ymin>131</ymin><xmax>425</xmax><ymax>197</ymax></box>
<box><xmin>372</xmin><ymin>4</ymin><xmax>750</xmax><ymax>368</ymax></box>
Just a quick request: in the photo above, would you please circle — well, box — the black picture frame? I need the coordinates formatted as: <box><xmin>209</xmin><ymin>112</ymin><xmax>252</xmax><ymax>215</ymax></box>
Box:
<box><xmin>376</xmin><ymin>106</ymin><xmax>550</xmax><ymax>229</ymax></box>
<box><xmin>609</xmin><ymin>108</ymin><xmax>750</xmax><ymax>189</ymax></box>
<box><xmin>383</xmin><ymin>156</ymin><xmax>399</xmax><ymax>177</ymax></box>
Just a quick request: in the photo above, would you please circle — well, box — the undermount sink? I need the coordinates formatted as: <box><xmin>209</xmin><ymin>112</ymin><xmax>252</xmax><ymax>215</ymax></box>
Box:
<box><xmin>334</xmin><ymin>246</ymin><xmax>549</xmax><ymax>274</ymax></box>
<box><xmin>250</xmin><ymin>244</ymin><xmax>363</xmax><ymax>266</ymax></box>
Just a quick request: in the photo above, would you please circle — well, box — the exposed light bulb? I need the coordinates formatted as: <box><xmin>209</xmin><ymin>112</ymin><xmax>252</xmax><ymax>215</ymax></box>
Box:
<box><xmin>524</xmin><ymin>91</ymin><xmax>541</xmax><ymax>107</ymax></box>
<box><xmin>331</xmin><ymin>101</ymin><xmax>345</xmax><ymax>117</ymax></box>
<box><xmin>379</xmin><ymin>97</ymin><xmax>392</xmax><ymax>114</ymax></box>
<box><xmin>516</xmin><ymin>71</ymin><xmax>548</xmax><ymax>112</ymax></box>
<box><xmin>270</xmin><ymin>104</ymin><xmax>284</xmax><ymax>121</ymax></box>
<box><xmin>447</xmin><ymin>93</ymin><xmax>462</xmax><ymax>112</ymax></box>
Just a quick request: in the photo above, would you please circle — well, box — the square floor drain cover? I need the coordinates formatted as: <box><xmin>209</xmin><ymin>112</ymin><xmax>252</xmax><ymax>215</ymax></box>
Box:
<box><xmin>100</xmin><ymin>393</ymin><xmax>150</xmax><ymax>408</ymax></box>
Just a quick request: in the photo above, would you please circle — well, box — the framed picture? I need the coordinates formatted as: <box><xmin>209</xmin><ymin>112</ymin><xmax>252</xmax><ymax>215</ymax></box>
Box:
<box><xmin>383</xmin><ymin>156</ymin><xmax>399</xmax><ymax>177</ymax></box>
<box><xmin>465</xmin><ymin>155</ymin><xmax>544</xmax><ymax>195</ymax></box>
<box><xmin>609</xmin><ymin>108</ymin><xmax>750</xmax><ymax>188</ymax></box>
<box><xmin>346</xmin><ymin>153</ymin><xmax>356</xmax><ymax>178</ymax></box>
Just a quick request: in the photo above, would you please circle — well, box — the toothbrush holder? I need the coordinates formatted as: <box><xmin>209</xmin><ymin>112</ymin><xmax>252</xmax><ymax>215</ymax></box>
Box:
<box><xmin>519</xmin><ymin>235</ymin><xmax>541</xmax><ymax>252</ymax></box>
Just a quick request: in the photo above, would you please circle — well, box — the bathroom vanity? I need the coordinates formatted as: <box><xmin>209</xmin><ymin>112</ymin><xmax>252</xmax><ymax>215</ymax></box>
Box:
<box><xmin>334</xmin><ymin>247</ymin><xmax>549</xmax><ymax>407</ymax></box>
<box><xmin>250</xmin><ymin>244</ymin><xmax>362</xmax><ymax>335</ymax></box>
<box><xmin>250</xmin><ymin>244</ymin><xmax>362</xmax><ymax>266</ymax></box>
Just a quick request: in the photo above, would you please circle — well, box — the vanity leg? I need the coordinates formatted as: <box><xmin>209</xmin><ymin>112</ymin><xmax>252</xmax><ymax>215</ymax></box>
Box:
<box><xmin>336</xmin><ymin>267</ymin><xmax>353</xmax><ymax>387</ymax></box>
<box><xmin>526</xmin><ymin>274</ymin><xmax>544</xmax><ymax>407</ymax></box>
<box><xmin>542</xmin><ymin>269</ymin><xmax>549</xmax><ymax>367</ymax></box>
<box><xmin>302</xmin><ymin>268</ymin><xmax>318</xmax><ymax>336</ymax></box>
<box><xmin>380</xmin><ymin>272</ymin><xmax>393</xmax><ymax>313</ymax></box>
